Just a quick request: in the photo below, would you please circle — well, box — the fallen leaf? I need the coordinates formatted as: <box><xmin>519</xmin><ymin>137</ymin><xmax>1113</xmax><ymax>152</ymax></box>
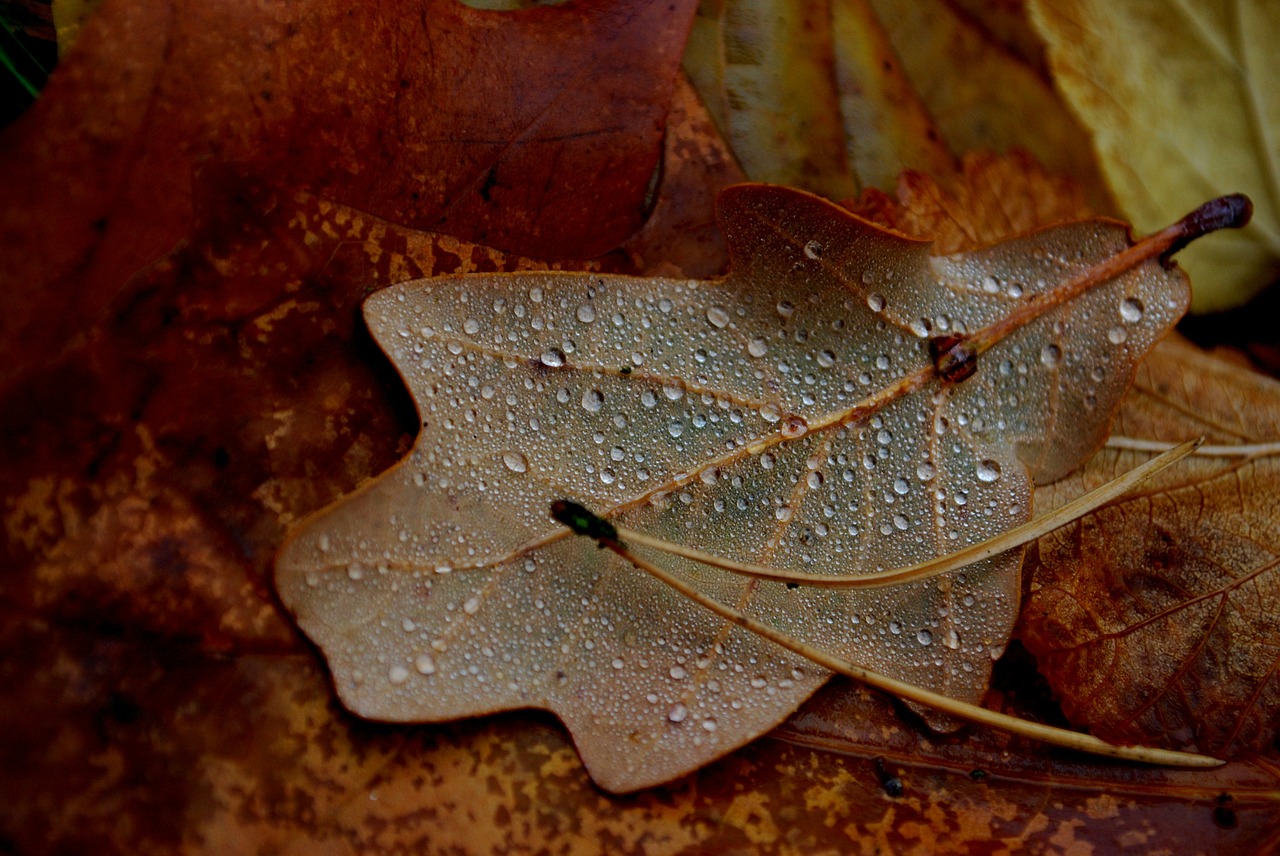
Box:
<box><xmin>0</xmin><ymin>0</ymin><xmax>696</xmax><ymax>388</ymax></box>
<box><xmin>1028</xmin><ymin>0</ymin><xmax>1280</xmax><ymax>310</ymax></box>
<box><xmin>682</xmin><ymin>0</ymin><xmax>955</xmax><ymax>196</ymax></box>
<box><xmin>1021</xmin><ymin>335</ymin><xmax>1280</xmax><ymax>757</ymax></box>
<box><xmin>844</xmin><ymin>148</ymin><xmax>1280</xmax><ymax>761</ymax></box>
<box><xmin>276</xmin><ymin>182</ymin><xmax>1192</xmax><ymax>792</ymax></box>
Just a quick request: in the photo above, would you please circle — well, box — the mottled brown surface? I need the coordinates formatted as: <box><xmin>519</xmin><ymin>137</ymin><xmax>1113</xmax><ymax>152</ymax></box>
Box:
<box><xmin>0</xmin><ymin>0</ymin><xmax>696</xmax><ymax>390</ymax></box>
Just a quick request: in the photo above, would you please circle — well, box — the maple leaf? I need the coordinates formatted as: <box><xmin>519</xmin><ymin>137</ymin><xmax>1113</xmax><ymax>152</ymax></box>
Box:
<box><xmin>275</xmin><ymin>183</ymin><xmax>1204</xmax><ymax>792</ymax></box>
<box><xmin>0</xmin><ymin>0</ymin><xmax>697</xmax><ymax>389</ymax></box>
<box><xmin>1028</xmin><ymin>0</ymin><xmax>1280</xmax><ymax>310</ymax></box>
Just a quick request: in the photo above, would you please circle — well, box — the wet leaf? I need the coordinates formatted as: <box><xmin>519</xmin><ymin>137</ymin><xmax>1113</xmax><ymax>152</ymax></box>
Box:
<box><xmin>277</xmin><ymin>183</ymin><xmax>1192</xmax><ymax>792</ymax></box>
<box><xmin>0</xmin><ymin>0</ymin><xmax>696</xmax><ymax>388</ymax></box>
<box><xmin>1022</xmin><ymin>335</ymin><xmax>1280</xmax><ymax>757</ymax></box>
<box><xmin>1029</xmin><ymin>0</ymin><xmax>1280</xmax><ymax>310</ymax></box>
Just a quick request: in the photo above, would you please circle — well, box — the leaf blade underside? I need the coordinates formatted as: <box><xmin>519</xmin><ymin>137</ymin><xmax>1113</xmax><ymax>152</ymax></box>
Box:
<box><xmin>276</xmin><ymin>184</ymin><xmax>1188</xmax><ymax>792</ymax></box>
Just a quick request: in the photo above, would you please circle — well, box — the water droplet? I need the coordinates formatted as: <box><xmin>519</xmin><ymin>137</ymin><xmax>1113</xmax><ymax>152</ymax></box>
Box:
<box><xmin>663</xmin><ymin>382</ymin><xmax>684</xmax><ymax>401</ymax></box>
<box><xmin>776</xmin><ymin>300</ymin><xmax>795</xmax><ymax>318</ymax></box>
<box><xmin>775</xmin><ymin>506</ymin><xmax>793</xmax><ymax>522</ymax></box>
<box><xmin>599</xmin><ymin>468</ymin><xmax>616</xmax><ymax>484</ymax></box>
<box><xmin>581</xmin><ymin>389</ymin><xmax>604</xmax><ymax>412</ymax></box>
<box><xmin>876</xmin><ymin>429</ymin><xmax>892</xmax><ymax>445</ymax></box>
<box><xmin>1120</xmin><ymin>297</ymin><xmax>1144</xmax><ymax>323</ymax></box>
<box><xmin>945</xmin><ymin>630</ymin><xmax>960</xmax><ymax>649</ymax></box>
<box><xmin>817</xmin><ymin>349</ymin><xmax>836</xmax><ymax>368</ymax></box>
<box><xmin>707</xmin><ymin>306</ymin><xmax>730</xmax><ymax>328</ymax></box>
<box><xmin>668</xmin><ymin>703</ymin><xmax>688</xmax><ymax>723</ymax></box>
<box><xmin>759</xmin><ymin>403</ymin><xmax>782</xmax><ymax>423</ymax></box>
<box><xmin>1108</xmin><ymin>326</ymin><xmax>1128</xmax><ymax>344</ymax></box>
<box><xmin>916</xmin><ymin>462</ymin><xmax>936</xmax><ymax>481</ymax></box>
<box><xmin>701</xmin><ymin>717</ymin><xmax>718</xmax><ymax>732</ymax></box>
<box><xmin>668</xmin><ymin>420</ymin><xmax>684</xmax><ymax>438</ymax></box>
<box><xmin>389</xmin><ymin>665</ymin><xmax>410</xmax><ymax>684</ymax></box>
<box><xmin>610</xmin><ymin>446</ymin><xmax>625</xmax><ymax>462</ymax></box>
<box><xmin>463</xmin><ymin>318</ymin><xmax>480</xmax><ymax>335</ymax></box>
<box><xmin>502</xmin><ymin>451</ymin><xmax>528</xmax><ymax>473</ymax></box>
<box><xmin>867</xmin><ymin>293</ymin><xmax>886</xmax><ymax>312</ymax></box>
<box><xmin>976</xmin><ymin>460</ymin><xmax>1002</xmax><ymax>482</ymax></box>
<box><xmin>540</xmin><ymin>348</ymin><xmax>566</xmax><ymax>367</ymax></box>
<box><xmin>669</xmin><ymin>665</ymin><xmax>688</xmax><ymax>680</ymax></box>
<box><xmin>889</xmin><ymin>620</ymin><xmax>902</xmax><ymax>635</ymax></box>
<box><xmin>781</xmin><ymin>415</ymin><xmax>809</xmax><ymax>438</ymax></box>
<box><xmin>415</xmin><ymin>653</ymin><xmax>437</xmax><ymax>675</ymax></box>
<box><xmin>893</xmin><ymin>478</ymin><xmax>910</xmax><ymax>495</ymax></box>
<box><xmin>748</xmin><ymin>337</ymin><xmax>768</xmax><ymax>358</ymax></box>
<box><xmin>576</xmin><ymin>303</ymin><xmax>596</xmax><ymax>324</ymax></box>
<box><xmin>803</xmin><ymin>240</ymin><xmax>823</xmax><ymax>259</ymax></box>
<box><xmin>463</xmin><ymin>597</ymin><xmax>481</xmax><ymax>615</ymax></box>
<box><xmin>750</xmin><ymin>676</ymin><xmax>767</xmax><ymax>689</ymax></box>
<box><xmin>807</xmin><ymin>471</ymin><xmax>824</xmax><ymax>489</ymax></box>
<box><xmin>982</xmin><ymin>275</ymin><xmax>1000</xmax><ymax>294</ymax></box>
<box><xmin>917</xmin><ymin>629</ymin><xmax>933</xmax><ymax>646</ymax></box>
<box><xmin>760</xmin><ymin>453</ymin><xmax>776</xmax><ymax>470</ymax></box>
<box><xmin>1040</xmin><ymin>344</ymin><xmax>1062</xmax><ymax>367</ymax></box>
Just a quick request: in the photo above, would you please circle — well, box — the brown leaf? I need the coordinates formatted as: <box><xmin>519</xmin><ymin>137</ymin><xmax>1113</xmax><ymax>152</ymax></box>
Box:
<box><xmin>844</xmin><ymin>149</ymin><xmax>1280</xmax><ymax>760</ymax></box>
<box><xmin>0</xmin><ymin>0</ymin><xmax>696</xmax><ymax>388</ymax></box>
<box><xmin>277</xmin><ymin>182</ymin><xmax>1191</xmax><ymax>792</ymax></box>
<box><xmin>1021</xmin><ymin>335</ymin><xmax>1280</xmax><ymax>757</ymax></box>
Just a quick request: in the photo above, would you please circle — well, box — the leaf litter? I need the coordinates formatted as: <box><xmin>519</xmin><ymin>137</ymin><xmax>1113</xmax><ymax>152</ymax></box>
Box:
<box><xmin>277</xmin><ymin>183</ymin><xmax>1246</xmax><ymax>791</ymax></box>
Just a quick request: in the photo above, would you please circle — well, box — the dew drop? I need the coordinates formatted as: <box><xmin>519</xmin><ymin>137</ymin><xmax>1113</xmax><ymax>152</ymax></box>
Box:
<box><xmin>916</xmin><ymin>462</ymin><xmax>936</xmax><ymax>481</ymax></box>
<box><xmin>581</xmin><ymin>389</ymin><xmax>604</xmax><ymax>412</ymax></box>
<box><xmin>807</xmin><ymin>471</ymin><xmax>824</xmax><ymax>489</ymax></box>
<box><xmin>668</xmin><ymin>420</ymin><xmax>685</xmax><ymax>438</ymax></box>
<box><xmin>893</xmin><ymin>478</ymin><xmax>910</xmax><ymax>495</ymax></box>
<box><xmin>707</xmin><ymin>306</ymin><xmax>731</xmax><ymax>328</ymax></box>
<box><xmin>415</xmin><ymin>653</ymin><xmax>437</xmax><ymax>675</ymax></box>
<box><xmin>759</xmin><ymin>403</ymin><xmax>782</xmax><ymax>423</ymax></box>
<box><xmin>663</xmin><ymin>382</ymin><xmax>684</xmax><ymax>401</ymax></box>
<box><xmin>668</xmin><ymin>703</ymin><xmax>688</xmax><ymax>723</ymax></box>
<box><xmin>701</xmin><ymin>717</ymin><xmax>718</xmax><ymax>732</ymax></box>
<box><xmin>599</xmin><ymin>468</ymin><xmax>616</xmax><ymax>484</ymax></box>
<box><xmin>867</xmin><ymin>293</ymin><xmax>886</xmax><ymax>312</ymax></box>
<box><xmin>1108</xmin><ymin>326</ymin><xmax>1128</xmax><ymax>344</ymax></box>
<box><xmin>463</xmin><ymin>597</ymin><xmax>481</xmax><ymax>615</ymax></box>
<box><xmin>776</xmin><ymin>300</ymin><xmax>795</xmax><ymax>318</ymax></box>
<box><xmin>388</xmin><ymin>665</ymin><xmax>410</xmax><ymax>684</ymax></box>
<box><xmin>748</xmin><ymin>337</ymin><xmax>768</xmax><ymax>358</ymax></box>
<box><xmin>889</xmin><ymin>620</ymin><xmax>902</xmax><ymax>635</ymax></box>
<box><xmin>576</xmin><ymin>303</ymin><xmax>597</xmax><ymax>323</ymax></box>
<box><xmin>1039</xmin><ymin>344</ymin><xmax>1062</xmax><ymax>367</ymax></box>
<box><xmin>1120</xmin><ymin>297</ymin><xmax>1144</xmax><ymax>323</ymax></box>
<box><xmin>803</xmin><ymin>240</ymin><xmax>823</xmax><ymax>259</ymax></box>
<box><xmin>540</xmin><ymin>348</ymin><xmax>566</xmax><ymax>367</ymax></box>
<box><xmin>502</xmin><ymin>451</ymin><xmax>528</xmax><ymax>473</ymax></box>
<box><xmin>610</xmin><ymin>446</ymin><xmax>625</xmax><ymax>462</ymax></box>
<box><xmin>916</xmin><ymin>629</ymin><xmax>933</xmax><ymax>646</ymax></box>
<box><xmin>781</xmin><ymin>415</ymin><xmax>809</xmax><ymax>438</ymax></box>
<box><xmin>463</xmin><ymin>318</ymin><xmax>480</xmax><ymax>335</ymax></box>
<box><xmin>976</xmin><ymin>459</ymin><xmax>1002</xmax><ymax>483</ymax></box>
<box><xmin>817</xmin><ymin>349</ymin><xmax>836</xmax><ymax>368</ymax></box>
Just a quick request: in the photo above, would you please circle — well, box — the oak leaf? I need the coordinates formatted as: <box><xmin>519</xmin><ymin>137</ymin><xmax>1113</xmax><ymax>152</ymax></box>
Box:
<box><xmin>276</xmin><ymin>183</ymin><xmax>1190</xmax><ymax>792</ymax></box>
<box><xmin>1029</xmin><ymin>0</ymin><xmax>1280</xmax><ymax>310</ymax></box>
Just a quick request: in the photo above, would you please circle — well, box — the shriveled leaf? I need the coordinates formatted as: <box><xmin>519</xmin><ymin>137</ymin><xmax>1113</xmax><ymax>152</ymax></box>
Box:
<box><xmin>1029</xmin><ymin>0</ymin><xmax>1280</xmax><ymax>310</ymax></box>
<box><xmin>0</xmin><ymin>0</ymin><xmax>696</xmax><ymax>388</ymax></box>
<box><xmin>867</xmin><ymin>0</ymin><xmax>1108</xmax><ymax>205</ymax></box>
<box><xmin>1022</xmin><ymin>335</ymin><xmax>1280</xmax><ymax>756</ymax></box>
<box><xmin>276</xmin><ymin>183</ymin><xmax>1190</xmax><ymax>792</ymax></box>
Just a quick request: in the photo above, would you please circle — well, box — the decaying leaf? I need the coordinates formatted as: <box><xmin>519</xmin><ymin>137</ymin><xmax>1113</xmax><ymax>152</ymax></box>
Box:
<box><xmin>0</xmin><ymin>0</ymin><xmax>696</xmax><ymax>388</ymax></box>
<box><xmin>1029</xmin><ymin>0</ymin><xmax>1280</xmax><ymax>310</ymax></box>
<box><xmin>1022</xmin><ymin>335</ymin><xmax>1280</xmax><ymax>756</ymax></box>
<box><xmin>276</xmin><ymin>183</ymin><xmax>1197</xmax><ymax>792</ymax></box>
<box><xmin>845</xmin><ymin>149</ymin><xmax>1280</xmax><ymax>762</ymax></box>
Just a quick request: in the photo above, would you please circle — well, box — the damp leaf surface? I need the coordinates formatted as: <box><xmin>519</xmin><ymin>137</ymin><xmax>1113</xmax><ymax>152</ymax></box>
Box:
<box><xmin>276</xmin><ymin>183</ymin><xmax>1189</xmax><ymax>792</ymax></box>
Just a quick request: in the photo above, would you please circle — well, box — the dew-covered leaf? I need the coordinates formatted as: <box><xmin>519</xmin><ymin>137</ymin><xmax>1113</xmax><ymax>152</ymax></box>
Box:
<box><xmin>276</xmin><ymin>183</ymin><xmax>1190</xmax><ymax>792</ymax></box>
